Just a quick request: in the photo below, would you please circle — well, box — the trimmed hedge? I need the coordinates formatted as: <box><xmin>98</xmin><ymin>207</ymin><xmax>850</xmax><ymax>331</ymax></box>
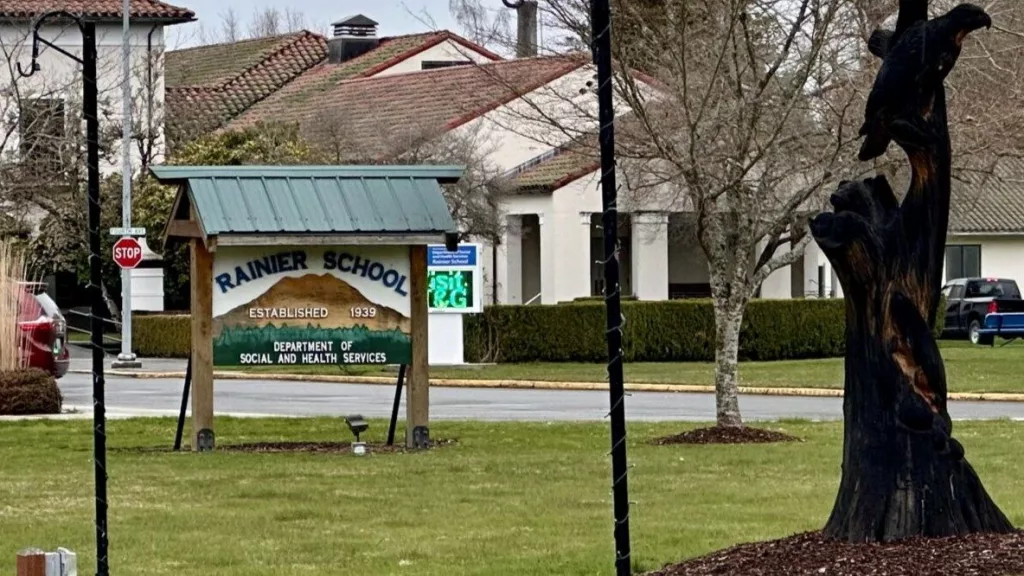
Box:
<box><xmin>131</xmin><ymin>296</ymin><xmax>947</xmax><ymax>363</ymax></box>
<box><xmin>0</xmin><ymin>368</ymin><xmax>62</xmax><ymax>415</ymax></box>
<box><xmin>133</xmin><ymin>312</ymin><xmax>190</xmax><ymax>358</ymax></box>
<box><xmin>465</xmin><ymin>297</ymin><xmax>948</xmax><ymax>363</ymax></box>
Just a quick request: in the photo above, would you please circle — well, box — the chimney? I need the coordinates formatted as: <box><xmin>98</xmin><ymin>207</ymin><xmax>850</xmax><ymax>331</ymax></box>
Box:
<box><xmin>328</xmin><ymin>14</ymin><xmax>380</xmax><ymax>64</ymax></box>
<box><xmin>516</xmin><ymin>1</ymin><xmax>538</xmax><ymax>58</ymax></box>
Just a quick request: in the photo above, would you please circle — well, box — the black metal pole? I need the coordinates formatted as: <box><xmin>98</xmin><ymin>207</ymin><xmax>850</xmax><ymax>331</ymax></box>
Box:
<box><xmin>387</xmin><ymin>364</ymin><xmax>407</xmax><ymax>446</ymax></box>
<box><xmin>83</xmin><ymin>22</ymin><xmax>110</xmax><ymax>576</ymax></box>
<box><xmin>174</xmin><ymin>354</ymin><xmax>193</xmax><ymax>450</ymax></box>
<box><xmin>590</xmin><ymin>0</ymin><xmax>631</xmax><ymax>572</ymax></box>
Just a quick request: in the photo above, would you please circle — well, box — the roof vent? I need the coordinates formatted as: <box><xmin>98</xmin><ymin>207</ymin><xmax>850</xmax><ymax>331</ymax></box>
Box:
<box><xmin>329</xmin><ymin>14</ymin><xmax>380</xmax><ymax>64</ymax></box>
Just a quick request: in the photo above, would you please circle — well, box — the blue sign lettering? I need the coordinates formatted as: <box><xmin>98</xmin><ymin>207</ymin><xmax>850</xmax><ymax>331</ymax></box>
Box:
<box><xmin>427</xmin><ymin>245</ymin><xmax>476</xmax><ymax>267</ymax></box>
<box><xmin>216</xmin><ymin>250</ymin><xmax>408</xmax><ymax>297</ymax></box>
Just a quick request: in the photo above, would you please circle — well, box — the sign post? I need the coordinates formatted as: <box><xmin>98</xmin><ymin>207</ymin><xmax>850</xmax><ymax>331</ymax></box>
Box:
<box><xmin>111</xmin><ymin>229</ymin><xmax>144</xmax><ymax>367</ymax></box>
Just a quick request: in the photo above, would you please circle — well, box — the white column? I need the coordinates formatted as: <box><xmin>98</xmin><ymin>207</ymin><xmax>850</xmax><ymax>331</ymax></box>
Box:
<box><xmin>758</xmin><ymin>238</ymin><xmax>792</xmax><ymax>299</ymax></box>
<box><xmin>539</xmin><ymin>212</ymin><xmax>593</xmax><ymax>303</ymax></box>
<box><xmin>631</xmin><ymin>212</ymin><xmax>669</xmax><ymax>301</ymax></box>
<box><xmin>539</xmin><ymin>214</ymin><xmax>557</xmax><ymax>303</ymax></box>
<box><xmin>500</xmin><ymin>216</ymin><xmax>522</xmax><ymax>304</ymax></box>
<box><xmin>803</xmin><ymin>242</ymin><xmax>822</xmax><ymax>298</ymax></box>
<box><xmin>561</xmin><ymin>212</ymin><xmax>596</xmax><ymax>302</ymax></box>
<box><xmin>831</xmin><ymin>267</ymin><xmax>843</xmax><ymax>298</ymax></box>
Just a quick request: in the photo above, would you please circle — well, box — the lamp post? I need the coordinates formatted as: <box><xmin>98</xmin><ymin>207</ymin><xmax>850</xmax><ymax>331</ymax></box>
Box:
<box><xmin>18</xmin><ymin>12</ymin><xmax>110</xmax><ymax>575</ymax></box>
<box><xmin>501</xmin><ymin>0</ymin><xmax>631</xmax><ymax>574</ymax></box>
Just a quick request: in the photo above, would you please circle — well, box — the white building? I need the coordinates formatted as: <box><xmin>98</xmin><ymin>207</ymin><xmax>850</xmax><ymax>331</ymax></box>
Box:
<box><xmin>164</xmin><ymin>13</ymin><xmax>1024</xmax><ymax>305</ymax></box>
<box><xmin>0</xmin><ymin>0</ymin><xmax>194</xmax><ymax>178</ymax></box>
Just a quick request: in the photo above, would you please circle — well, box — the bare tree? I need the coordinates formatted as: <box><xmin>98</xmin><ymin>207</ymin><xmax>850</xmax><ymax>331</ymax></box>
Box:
<box><xmin>458</xmin><ymin>0</ymin><xmax>862</xmax><ymax>427</ymax></box>
<box><xmin>0</xmin><ymin>18</ymin><xmax>171</xmax><ymax>316</ymax></box>
<box><xmin>453</xmin><ymin>0</ymin><xmax>1024</xmax><ymax>428</ymax></box>
<box><xmin>307</xmin><ymin>109</ymin><xmax>510</xmax><ymax>244</ymax></box>
<box><xmin>448</xmin><ymin>0</ymin><xmax>515</xmax><ymax>51</ymax></box>
<box><xmin>248</xmin><ymin>7</ymin><xmax>282</xmax><ymax>39</ymax></box>
<box><xmin>283</xmin><ymin>8</ymin><xmax>307</xmax><ymax>34</ymax></box>
<box><xmin>220</xmin><ymin>7</ymin><xmax>242</xmax><ymax>43</ymax></box>
<box><xmin>251</xmin><ymin>6</ymin><xmax>307</xmax><ymax>38</ymax></box>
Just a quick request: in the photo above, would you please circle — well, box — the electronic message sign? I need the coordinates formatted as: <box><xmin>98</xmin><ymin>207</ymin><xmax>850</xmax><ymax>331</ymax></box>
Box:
<box><xmin>426</xmin><ymin>244</ymin><xmax>481</xmax><ymax>314</ymax></box>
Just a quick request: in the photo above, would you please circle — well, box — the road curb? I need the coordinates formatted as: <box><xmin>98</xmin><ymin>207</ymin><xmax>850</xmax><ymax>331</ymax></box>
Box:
<box><xmin>67</xmin><ymin>369</ymin><xmax>1024</xmax><ymax>403</ymax></box>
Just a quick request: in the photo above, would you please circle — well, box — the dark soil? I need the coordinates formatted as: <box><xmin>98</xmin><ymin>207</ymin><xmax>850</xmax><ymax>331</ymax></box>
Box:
<box><xmin>647</xmin><ymin>530</ymin><xmax>1024</xmax><ymax>576</ymax></box>
<box><xmin>115</xmin><ymin>439</ymin><xmax>456</xmax><ymax>454</ymax></box>
<box><xmin>652</xmin><ymin>426</ymin><xmax>801</xmax><ymax>445</ymax></box>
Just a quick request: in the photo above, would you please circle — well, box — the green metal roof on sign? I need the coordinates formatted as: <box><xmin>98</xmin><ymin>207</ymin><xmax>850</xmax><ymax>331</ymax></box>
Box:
<box><xmin>150</xmin><ymin>165</ymin><xmax>461</xmax><ymax>238</ymax></box>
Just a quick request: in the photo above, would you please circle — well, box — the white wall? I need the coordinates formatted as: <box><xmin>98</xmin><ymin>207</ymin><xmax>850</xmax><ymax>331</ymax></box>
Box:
<box><xmin>372</xmin><ymin>40</ymin><xmax>495</xmax><ymax>76</ymax></box>
<box><xmin>0</xmin><ymin>22</ymin><xmax>169</xmax><ymax>174</ymax></box>
<box><xmin>944</xmin><ymin>234</ymin><xmax>1024</xmax><ymax>283</ymax></box>
<box><xmin>453</xmin><ymin>65</ymin><xmax>657</xmax><ymax>174</ymax></box>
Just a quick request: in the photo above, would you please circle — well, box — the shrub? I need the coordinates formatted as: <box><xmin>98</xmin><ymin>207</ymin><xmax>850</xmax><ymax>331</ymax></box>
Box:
<box><xmin>0</xmin><ymin>240</ymin><xmax>26</xmax><ymax>371</ymax></box>
<box><xmin>466</xmin><ymin>297</ymin><xmax>948</xmax><ymax>364</ymax></box>
<box><xmin>0</xmin><ymin>368</ymin><xmax>62</xmax><ymax>415</ymax></box>
<box><xmin>133</xmin><ymin>313</ymin><xmax>191</xmax><ymax>358</ymax></box>
<box><xmin>134</xmin><ymin>295</ymin><xmax>949</xmax><ymax>363</ymax></box>
<box><xmin>466</xmin><ymin>299</ymin><xmax>846</xmax><ymax>363</ymax></box>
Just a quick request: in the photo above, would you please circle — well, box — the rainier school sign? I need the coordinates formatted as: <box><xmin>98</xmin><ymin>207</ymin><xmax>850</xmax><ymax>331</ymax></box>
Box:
<box><xmin>212</xmin><ymin>245</ymin><xmax>412</xmax><ymax>366</ymax></box>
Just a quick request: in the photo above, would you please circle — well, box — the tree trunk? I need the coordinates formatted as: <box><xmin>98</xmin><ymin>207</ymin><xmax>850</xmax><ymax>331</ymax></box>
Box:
<box><xmin>810</xmin><ymin>14</ymin><xmax>1013</xmax><ymax>539</ymax></box>
<box><xmin>712</xmin><ymin>300</ymin><xmax>743</xmax><ymax>428</ymax></box>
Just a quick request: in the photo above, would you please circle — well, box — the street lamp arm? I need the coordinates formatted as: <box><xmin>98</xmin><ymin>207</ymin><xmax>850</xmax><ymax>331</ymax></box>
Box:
<box><xmin>502</xmin><ymin>0</ymin><xmax>526</xmax><ymax>8</ymax></box>
<box><xmin>16</xmin><ymin>10</ymin><xmax>86</xmax><ymax>77</ymax></box>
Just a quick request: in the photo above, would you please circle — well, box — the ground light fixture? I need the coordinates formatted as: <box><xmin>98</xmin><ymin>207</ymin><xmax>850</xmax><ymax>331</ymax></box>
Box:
<box><xmin>345</xmin><ymin>415</ymin><xmax>369</xmax><ymax>455</ymax></box>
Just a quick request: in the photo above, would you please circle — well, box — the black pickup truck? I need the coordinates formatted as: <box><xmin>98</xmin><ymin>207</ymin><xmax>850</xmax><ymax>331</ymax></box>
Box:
<box><xmin>942</xmin><ymin>277</ymin><xmax>1024</xmax><ymax>344</ymax></box>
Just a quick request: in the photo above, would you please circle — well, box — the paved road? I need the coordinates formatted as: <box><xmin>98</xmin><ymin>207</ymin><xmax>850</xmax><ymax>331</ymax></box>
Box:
<box><xmin>55</xmin><ymin>372</ymin><xmax>1024</xmax><ymax>422</ymax></box>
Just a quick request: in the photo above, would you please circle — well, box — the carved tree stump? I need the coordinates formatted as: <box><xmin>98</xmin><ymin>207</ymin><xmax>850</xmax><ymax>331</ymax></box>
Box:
<box><xmin>810</xmin><ymin>3</ymin><xmax>1014</xmax><ymax>542</ymax></box>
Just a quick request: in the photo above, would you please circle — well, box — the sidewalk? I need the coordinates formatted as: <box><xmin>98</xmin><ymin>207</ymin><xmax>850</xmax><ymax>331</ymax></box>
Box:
<box><xmin>69</xmin><ymin>355</ymin><xmax>186</xmax><ymax>374</ymax></box>
<box><xmin>66</xmin><ymin>354</ymin><xmax>1024</xmax><ymax>403</ymax></box>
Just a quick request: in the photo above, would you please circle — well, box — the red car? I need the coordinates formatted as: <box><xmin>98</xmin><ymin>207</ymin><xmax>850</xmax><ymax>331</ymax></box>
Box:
<box><xmin>18</xmin><ymin>283</ymin><xmax>70</xmax><ymax>379</ymax></box>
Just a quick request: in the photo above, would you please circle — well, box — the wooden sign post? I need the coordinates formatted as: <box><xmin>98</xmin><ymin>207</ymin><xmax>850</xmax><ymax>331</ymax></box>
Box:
<box><xmin>190</xmin><ymin>236</ymin><xmax>215</xmax><ymax>451</ymax></box>
<box><xmin>408</xmin><ymin>245</ymin><xmax>430</xmax><ymax>448</ymax></box>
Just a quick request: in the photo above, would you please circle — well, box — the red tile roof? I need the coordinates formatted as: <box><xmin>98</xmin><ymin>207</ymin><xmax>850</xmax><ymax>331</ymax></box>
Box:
<box><xmin>166</xmin><ymin>31</ymin><xmax>327</xmax><ymax>149</ymax></box>
<box><xmin>225</xmin><ymin>55</ymin><xmax>588</xmax><ymax>161</ymax></box>
<box><xmin>511</xmin><ymin>145</ymin><xmax>599</xmax><ymax>192</ymax></box>
<box><xmin>165</xmin><ymin>29</ymin><xmax>503</xmax><ymax>150</ymax></box>
<box><xmin>166</xmin><ymin>33</ymin><xmax>314</xmax><ymax>88</ymax></box>
<box><xmin>0</xmin><ymin>0</ymin><xmax>194</xmax><ymax>21</ymax></box>
<box><xmin>508</xmin><ymin>113</ymin><xmax>655</xmax><ymax>192</ymax></box>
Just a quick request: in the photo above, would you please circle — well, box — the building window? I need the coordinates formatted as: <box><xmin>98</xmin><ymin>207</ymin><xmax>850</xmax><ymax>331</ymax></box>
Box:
<box><xmin>945</xmin><ymin>244</ymin><xmax>981</xmax><ymax>280</ymax></box>
<box><xmin>19</xmin><ymin>97</ymin><xmax>66</xmax><ymax>174</ymax></box>
<box><xmin>421</xmin><ymin>60</ymin><xmax>471</xmax><ymax>70</ymax></box>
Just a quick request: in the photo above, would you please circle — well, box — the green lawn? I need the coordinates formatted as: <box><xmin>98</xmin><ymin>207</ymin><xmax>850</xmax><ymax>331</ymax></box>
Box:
<box><xmin>228</xmin><ymin>339</ymin><xmax>1024</xmax><ymax>394</ymax></box>
<box><xmin>0</xmin><ymin>418</ymin><xmax>1022</xmax><ymax>575</ymax></box>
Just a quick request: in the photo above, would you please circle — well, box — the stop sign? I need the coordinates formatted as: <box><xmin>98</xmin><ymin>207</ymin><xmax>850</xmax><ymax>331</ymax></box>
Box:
<box><xmin>112</xmin><ymin>236</ymin><xmax>143</xmax><ymax>269</ymax></box>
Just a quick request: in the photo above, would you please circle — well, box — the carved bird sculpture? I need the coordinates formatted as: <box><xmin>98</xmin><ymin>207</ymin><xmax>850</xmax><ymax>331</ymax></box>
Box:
<box><xmin>858</xmin><ymin>3</ymin><xmax>992</xmax><ymax>162</ymax></box>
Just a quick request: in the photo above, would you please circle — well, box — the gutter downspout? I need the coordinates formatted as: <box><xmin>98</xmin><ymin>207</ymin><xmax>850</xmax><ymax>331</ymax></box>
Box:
<box><xmin>143</xmin><ymin>24</ymin><xmax>157</xmax><ymax>170</ymax></box>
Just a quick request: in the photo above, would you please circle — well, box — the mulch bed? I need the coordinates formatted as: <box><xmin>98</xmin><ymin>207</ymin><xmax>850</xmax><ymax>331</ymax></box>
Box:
<box><xmin>115</xmin><ymin>439</ymin><xmax>456</xmax><ymax>454</ymax></box>
<box><xmin>652</xmin><ymin>426</ymin><xmax>801</xmax><ymax>445</ymax></box>
<box><xmin>647</xmin><ymin>530</ymin><xmax>1024</xmax><ymax>576</ymax></box>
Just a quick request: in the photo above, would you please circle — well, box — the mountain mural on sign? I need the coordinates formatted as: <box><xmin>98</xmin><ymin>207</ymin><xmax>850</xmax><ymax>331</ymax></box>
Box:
<box><xmin>213</xmin><ymin>273</ymin><xmax>409</xmax><ymax>338</ymax></box>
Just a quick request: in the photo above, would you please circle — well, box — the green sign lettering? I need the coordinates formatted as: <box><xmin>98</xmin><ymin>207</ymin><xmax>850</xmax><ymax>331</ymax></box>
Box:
<box><xmin>427</xmin><ymin>270</ymin><xmax>473</xmax><ymax>310</ymax></box>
